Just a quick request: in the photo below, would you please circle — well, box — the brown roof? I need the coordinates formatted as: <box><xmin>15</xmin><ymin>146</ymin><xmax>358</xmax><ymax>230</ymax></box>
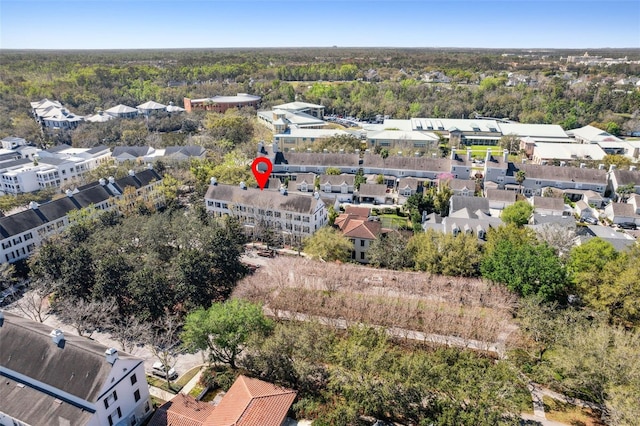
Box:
<box><xmin>344</xmin><ymin>206</ymin><xmax>370</xmax><ymax>218</ymax></box>
<box><xmin>447</xmin><ymin>178</ymin><xmax>475</xmax><ymax>191</ymax></box>
<box><xmin>341</xmin><ymin>218</ymin><xmax>382</xmax><ymax>240</ymax></box>
<box><xmin>357</xmin><ymin>183</ymin><xmax>389</xmax><ymax>197</ymax></box>
<box><xmin>609</xmin><ymin>202</ymin><xmax>635</xmax><ymax>216</ymax></box>
<box><xmin>363</xmin><ymin>153</ymin><xmax>452</xmax><ymax>172</ymax></box>
<box><xmin>149</xmin><ymin>394</ymin><xmax>216</xmax><ymax>426</ymax></box>
<box><xmin>612</xmin><ymin>169</ymin><xmax>640</xmax><ymax>186</ymax></box>
<box><xmin>485</xmin><ymin>189</ymin><xmax>517</xmax><ymax>203</ymax></box>
<box><xmin>530</xmin><ymin>196</ymin><xmax>565</xmax><ymax>211</ymax></box>
<box><xmin>319</xmin><ymin>174</ymin><xmax>355</xmax><ymax>186</ymax></box>
<box><xmin>204</xmin><ymin>375</ymin><xmax>296</xmax><ymax>426</ymax></box>
<box><xmin>515</xmin><ymin>163</ymin><xmax>607</xmax><ymax>184</ymax></box>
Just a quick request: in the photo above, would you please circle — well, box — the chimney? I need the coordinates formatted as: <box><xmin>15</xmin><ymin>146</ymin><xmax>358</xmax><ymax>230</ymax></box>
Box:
<box><xmin>65</xmin><ymin>189</ymin><xmax>73</xmax><ymax>197</ymax></box>
<box><xmin>609</xmin><ymin>164</ymin><xmax>616</xmax><ymax>172</ymax></box>
<box><xmin>272</xmin><ymin>140</ymin><xmax>280</xmax><ymax>153</ymax></box>
<box><xmin>450</xmin><ymin>149</ymin><xmax>456</xmax><ymax>160</ymax></box>
<box><xmin>598</xmin><ymin>164</ymin><xmax>605</xmax><ymax>170</ymax></box>
<box><xmin>108</xmin><ymin>176</ymin><xmax>115</xmax><ymax>184</ymax></box>
<box><xmin>503</xmin><ymin>149</ymin><xmax>509</xmax><ymax>162</ymax></box>
<box><xmin>210</xmin><ymin>177</ymin><xmax>217</xmax><ymax>186</ymax></box>
<box><xmin>105</xmin><ymin>348</ymin><xmax>118</xmax><ymax>365</ymax></box>
<box><xmin>239</xmin><ymin>181</ymin><xmax>247</xmax><ymax>190</ymax></box>
<box><xmin>307</xmin><ymin>148</ymin><xmax>311</xmax><ymax>152</ymax></box>
<box><xmin>486</xmin><ymin>149</ymin><xmax>492</xmax><ymax>162</ymax></box>
<box><xmin>99</xmin><ymin>178</ymin><xmax>106</xmax><ymax>186</ymax></box>
<box><xmin>579</xmin><ymin>163</ymin><xmax>586</xmax><ymax>168</ymax></box>
<box><xmin>432</xmin><ymin>153</ymin><xmax>437</xmax><ymax>158</ymax></box>
<box><xmin>147</xmin><ymin>163</ymin><xmax>153</xmax><ymax>170</ymax></box>
<box><xmin>29</xmin><ymin>201</ymin><xmax>39</xmax><ymax>210</ymax></box>
<box><xmin>128</xmin><ymin>170</ymin><xmax>135</xmax><ymax>177</ymax></box>
<box><xmin>466</xmin><ymin>148</ymin><xmax>472</xmax><ymax>162</ymax></box>
<box><xmin>415</xmin><ymin>152</ymin><xmax>420</xmax><ymax>157</ymax></box>
<box><xmin>50</xmin><ymin>329</ymin><xmax>64</xmax><ymax>345</ymax></box>
<box><xmin>323</xmin><ymin>149</ymin><xmax>328</xmax><ymax>153</ymax></box>
<box><xmin>560</xmin><ymin>161</ymin><xmax>566</xmax><ymax>167</ymax></box>
<box><xmin>630</xmin><ymin>166</ymin><xmax>637</xmax><ymax>171</ymax></box>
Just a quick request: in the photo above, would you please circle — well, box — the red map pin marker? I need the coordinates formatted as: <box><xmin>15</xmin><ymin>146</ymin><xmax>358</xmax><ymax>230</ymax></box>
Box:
<box><xmin>251</xmin><ymin>157</ymin><xmax>273</xmax><ymax>190</ymax></box>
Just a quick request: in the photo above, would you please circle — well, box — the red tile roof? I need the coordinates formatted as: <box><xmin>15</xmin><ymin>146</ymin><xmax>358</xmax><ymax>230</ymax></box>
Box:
<box><xmin>148</xmin><ymin>394</ymin><xmax>215</xmax><ymax>426</ymax></box>
<box><xmin>342</xmin><ymin>219</ymin><xmax>382</xmax><ymax>240</ymax></box>
<box><xmin>204</xmin><ymin>375</ymin><xmax>296</xmax><ymax>426</ymax></box>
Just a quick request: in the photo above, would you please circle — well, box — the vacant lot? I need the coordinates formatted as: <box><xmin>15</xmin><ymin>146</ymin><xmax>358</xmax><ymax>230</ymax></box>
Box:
<box><xmin>234</xmin><ymin>257</ymin><xmax>518</xmax><ymax>347</ymax></box>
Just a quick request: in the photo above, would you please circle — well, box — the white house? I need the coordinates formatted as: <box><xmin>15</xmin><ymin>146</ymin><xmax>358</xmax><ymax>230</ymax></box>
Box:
<box><xmin>0</xmin><ymin>311</ymin><xmax>152</xmax><ymax>426</ymax></box>
<box><xmin>0</xmin><ymin>167</ymin><xmax>164</xmax><ymax>264</ymax></box>
<box><xmin>204</xmin><ymin>182</ymin><xmax>327</xmax><ymax>241</ymax></box>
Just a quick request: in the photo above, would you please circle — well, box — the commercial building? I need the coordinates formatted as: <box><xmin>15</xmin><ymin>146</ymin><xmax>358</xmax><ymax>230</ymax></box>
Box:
<box><xmin>183</xmin><ymin>93</ymin><xmax>261</xmax><ymax>113</ymax></box>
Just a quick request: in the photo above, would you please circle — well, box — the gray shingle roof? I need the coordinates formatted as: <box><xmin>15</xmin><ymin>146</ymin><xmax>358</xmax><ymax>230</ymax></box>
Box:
<box><xmin>205</xmin><ymin>183</ymin><xmax>322</xmax><ymax>214</ymax></box>
<box><xmin>612</xmin><ymin>169</ymin><xmax>640</xmax><ymax>186</ymax></box>
<box><xmin>275</xmin><ymin>152</ymin><xmax>360</xmax><ymax>167</ymax></box>
<box><xmin>450</xmin><ymin>196</ymin><xmax>490</xmax><ymax>214</ymax></box>
<box><xmin>511</xmin><ymin>163</ymin><xmax>607</xmax><ymax>184</ymax></box>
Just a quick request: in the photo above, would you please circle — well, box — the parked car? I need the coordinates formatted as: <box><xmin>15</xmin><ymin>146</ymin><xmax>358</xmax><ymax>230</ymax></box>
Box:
<box><xmin>151</xmin><ymin>362</ymin><xmax>178</xmax><ymax>380</ymax></box>
<box><xmin>618</xmin><ymin>222</ymin><xmax>637</xmax><ymax>230</ymax></box>
<box><xmin>581</xmin><ymin>216</ymin><xmax>598</xmax><ymax>225</ymax></box>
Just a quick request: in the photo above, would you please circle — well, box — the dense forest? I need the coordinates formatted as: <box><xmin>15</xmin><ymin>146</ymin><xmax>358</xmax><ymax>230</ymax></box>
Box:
<box><xmin>1</xmin><ymin>48</ymin><xmax>639</xmax><ymax>148</ymax></box>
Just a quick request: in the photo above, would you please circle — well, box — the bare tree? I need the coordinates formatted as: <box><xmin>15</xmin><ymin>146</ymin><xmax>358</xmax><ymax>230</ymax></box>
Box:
<box><xmin>110</xmin><ymin>315</ymin><xmax>151</xmax><ymax>354</ymax></box>
<box><xmin>14</xmin><ymin>279</ymin><xmax>53</xmax><ymax>323</ymax></box>
<box><xmin>147</xmin><ymin>313</ymin><xmax>183</xmax><ymax>390</ymax></box>
<box><xmin>53</xmin><ymin>297</ymin><xmax>118</xmax><ymax>337</ymax></box>
<box><xmin>534</xmin><ymin>223</ymin><xmax>578</xmax><ymax>259</ymax></box>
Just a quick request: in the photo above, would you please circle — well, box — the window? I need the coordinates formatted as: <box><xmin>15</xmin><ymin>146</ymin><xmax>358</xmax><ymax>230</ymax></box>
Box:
<box><xmin>131</xmin><ymin>374</ymin><xmax>137</xmax><ymax>385</ymax></box>
<box><xmin>360</xmin><ymin>240</ymin><xmax>365</xmax><ymax>247</ymax></box>
<box><xmin>360</xmin><ymin>252</ymin><xmax>365</xmax><ymax>260</ymax></box>
<box><xmin>134</xmin><ymin>389</ymin><xmax>140</xmax><ymax>402</ymax></box>
<box><xmin>145</xmin><ymin>401</ymin><xmax>150</xmax><ymax>413</ymax></box>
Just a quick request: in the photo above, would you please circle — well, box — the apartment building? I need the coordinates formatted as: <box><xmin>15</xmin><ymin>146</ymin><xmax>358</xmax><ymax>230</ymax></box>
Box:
<box><xmin>0</xmin><ymin>311</ymin><xmax>152</xmax><ymax>426</ymax></box>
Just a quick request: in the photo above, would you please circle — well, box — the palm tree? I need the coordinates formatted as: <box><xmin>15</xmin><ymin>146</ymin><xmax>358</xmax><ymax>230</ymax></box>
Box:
<box><xmin>516</xmin><ymin>170</ymin><xmax>526</xmax><ymax>195</ymax></box>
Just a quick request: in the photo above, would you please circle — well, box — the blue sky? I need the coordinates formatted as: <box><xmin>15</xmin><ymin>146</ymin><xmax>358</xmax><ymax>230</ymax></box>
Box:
<box><xmin>1</xmin><ymin>0</ymin><xmax>639</xmax><ymax>49</ymax></box>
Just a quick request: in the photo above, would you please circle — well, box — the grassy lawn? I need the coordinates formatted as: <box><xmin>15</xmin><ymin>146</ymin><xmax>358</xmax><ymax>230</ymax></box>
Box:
<box><xmin>543</xmin><ymin>396</ymin><xmax>605</xmax><ymax>426</ymax></box>
<box><xmin>379</xmin><ymin>213</ymin><xmax>410</xmax><ymax>229</ymax></box>
<box><xmin>146</xmin><ymin>365</ymin><xmax>202</xmax><ymax>394</ymax></box>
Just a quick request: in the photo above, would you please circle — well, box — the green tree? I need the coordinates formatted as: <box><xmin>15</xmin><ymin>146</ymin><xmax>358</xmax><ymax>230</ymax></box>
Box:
<box><xmin>303</xmin><ymin>227</ymin><xmax>352</xmax><ymax>262</ymax></box>
<box><xmin>615</xmin><ymin>182</ymin><xmax>636</xmax><ymax>202</ymax></box>
<box><xmin>567</xmin><ymin>238</ymin><xmax>619</xmax><ymax>308</ymax></box>
<box><xmin>481</xmin><ymin>227</ymin><xmax>568</xmax><ymax>301</ymax></box>
<box><xmin>603</xmin><ymin>154</ymin><xmax>632</xmax><ymax>171</ymax></box>
<box><xmin>182</xmin><ymin>299</ymin><xmax>273</xmax><ymax>369</ymax></box>
<box><xmin>408</xmin><ymin>229</ymin><xmax>482</xmax><ymax>277</ymax></box>
<box><xmin>325</xmin><ymin>167</ymin><xmax>341</xmax><ymax>175</ymax></box>
<box><xmin>500</xmin><ymin>200</ymin><xmax>533</xmax><ymax>227</ymax></box>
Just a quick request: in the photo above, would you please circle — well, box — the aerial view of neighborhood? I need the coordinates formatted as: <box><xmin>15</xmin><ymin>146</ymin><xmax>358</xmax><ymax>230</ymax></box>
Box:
<box><xmin>0</xmin><ymin>1</ymin><xmax>639</xmax><ymax>425</ymax></box>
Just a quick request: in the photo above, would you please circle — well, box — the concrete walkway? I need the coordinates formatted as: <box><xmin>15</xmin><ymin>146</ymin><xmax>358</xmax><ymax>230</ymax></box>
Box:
<box><xmin>148</xmin><ymin>385</ymin><xmax>175</xmax><ymax>403</ymax></box>
<box><xmin>520</xmin><ymin>413</ymin><xmax>571</xmax><ymax>426</ymax></box>
<box><xmin>180</xmin><ymin>366</ymin><xmax>205</xmax><ymax>395</ymax></box>
<box><xmin>527</xmin><ymin>382</ymin><xmax>547</xmax><ymax>419</ymax></box>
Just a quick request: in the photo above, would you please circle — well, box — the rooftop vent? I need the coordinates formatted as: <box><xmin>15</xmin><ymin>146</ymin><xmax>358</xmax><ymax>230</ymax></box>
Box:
<box><xmin>128</xmin><ymin>170</ymin><xmax>135</xmax><ymax>177</ymax></box>
<box><xmin>105</xmin><ymin>348</ymin><xmax>118</xmax><ymax>365</ymax></box>
<box><xmin>108</xmin><ymin>176</ymin><xmax>115</xmax><ymax>184</ymax></box>
<box><xmin>313</xmin><ymin>191</ymin><xmax>320</xmax><ymax>199</ymax></box>
<box><xmin>239</xmin><ymin>181</ymin><xmax>247</xmax><ymax>190</ymax></box>
<box><xmin>99</xmin><ymin>178</ymin><xmax>106</xmax><ymax>186</ymax></box>
<box><xmin>65</xmin><ymin>189</ymin><xmax>73</xmax><ymax>198</ymax></box>
<box><xmin>210</xmin><ymin>177</ymin><xmax>217</xmax><ymax>186</ymax></box>
<box><xmin>50</xmin><ymin>329</ymin><xmax>64</xmax><ymax>345</ymax></box>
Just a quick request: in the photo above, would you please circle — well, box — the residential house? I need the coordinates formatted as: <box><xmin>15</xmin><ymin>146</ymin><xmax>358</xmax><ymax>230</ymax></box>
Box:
<box><xmin>136</xmin><ymin>101</ymin><xmax>166</xmax><ymax>116</ymax></box>
<box><xmin>529</xmin><ymin>196</ymin><xmax>568</xmax><ymax>216</ymax></box>
<box><xmin>148</xmin><ymin>375</ymin><xmax>296</xmax><ymax>426</ymax></box>
<box><xmin>355</xmin><ymin>183</ymin><xmax>395</xmax><ymax>205</ymax></box>
<box><xmin>576</xmin><ymin>225</ymin><xmax>637</xmax><ymax>252</ymax></box>
<box><xmin>604</xmin><ymin>202</ymin><xmax>639</xmax><ymax>225</ymax></box>
<box><xmin>422</xmin><ymin>207</ymin><xmax>503</xmax><ymax>240</ymax></box>
<box><xmin>335</xmin><ymin>206</ymin><xmax>389</xmax><ymax>263</ymax></box>
<box><xmin>0</xmin><ymin>137</ymin><xmax>38</xmax><ymax>164</ymax></box>
<box><xmin>608</xmin><ymin>168</ymin><xmax>640</xmax><ymax>198</ymax></box>
<box><xmin>318</xmin><ymin>174</ymin><xmax>355</xmax><ymax>202</ymax></box>
<box><xmin>163</xmin><ymin>146</ymin><xmax>206</xmax><ymax>161</ymax></box>
<box><xmin>183</xmin><ymin>93</ymin><xmax>261</xmax><ymax>113</ymax></box>
<box><xmin>85</xmin><ymin>111</ymin><xmax>115</xmax><ymax>123</ymax></box>
<box><xmin>0</xmin><ymin>311</ymin><xmax>152</xmax><ymax>426</ymax></box>
<box><xmin>204</xmin><ymin>182</ymin><xmax>327</xmax><ymax>241</ymax></box>
<box><xmin>396</xmin><ymin>177</ymin><xmax>424</xmax><ymax>197</ymax></box>
<box><xmin>287</xmin><ymin>173</ymin><xmax>316</xmax><ymax>193</ymax></box>
<box><xmin>0</xmin><ymin>167</ymin><xmax>164</xmax><ymax>264</ymax></box>
<box><xmin>31</xmin><ymin>99</ymin><xmax>84</xmax><ymax>130</ymax></box>
<box><xmin>272</xmin><ymin>152</ymin><xmax>360</xmax><ymax>176</ymax></box>
<box><xmin>449</xmin><ymin>196</ymin><xmax>490</xmax><ymax>216</ymax></box>
<box><xmin>482</xmin><ymin>150</ymin><xmax>509</xmax><ymax>186</ymax></box>
<box><xmin>575</xmin><ymin>200</ymin><xmax>597</xmax><ymax>220</ymax></box>
<box><xmin>112</xmin><ymin>146</ymin><xmax>156</xmax><ymax>164</ymax></box>
<box><xmin>499</xmin><ymin>163</ymin><xmax>608</xmax><ymax>198</ymax></box>
<box><xmin>628</xmin><ymin>194</ymin><xmax>640</xmax><ymax>214</ymax></box>
<box><xmin>582</xmin><ymin>190</ymin><xmax>606</xmax><ymax>209</ymax></box>
<box><xmin>105</xmin><ymin>104</ymin><xmax>139</xmax><ymax>119</ymax></box>
<box><xmin>447</xmin><ymin>178</ymin><xmax>476</xmax><ymax>196</ymax></box>
<box><xmin>485</xmin><ymin>189</ymin><xmax>517</xmax><ymax>211</ymax></box>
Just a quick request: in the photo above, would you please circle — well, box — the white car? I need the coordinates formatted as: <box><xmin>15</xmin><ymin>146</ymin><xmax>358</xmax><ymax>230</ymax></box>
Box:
<box><xmin>151</xmin><ymin>362</ymin><xmax>178</xmax><ymax>380</ymax></box>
